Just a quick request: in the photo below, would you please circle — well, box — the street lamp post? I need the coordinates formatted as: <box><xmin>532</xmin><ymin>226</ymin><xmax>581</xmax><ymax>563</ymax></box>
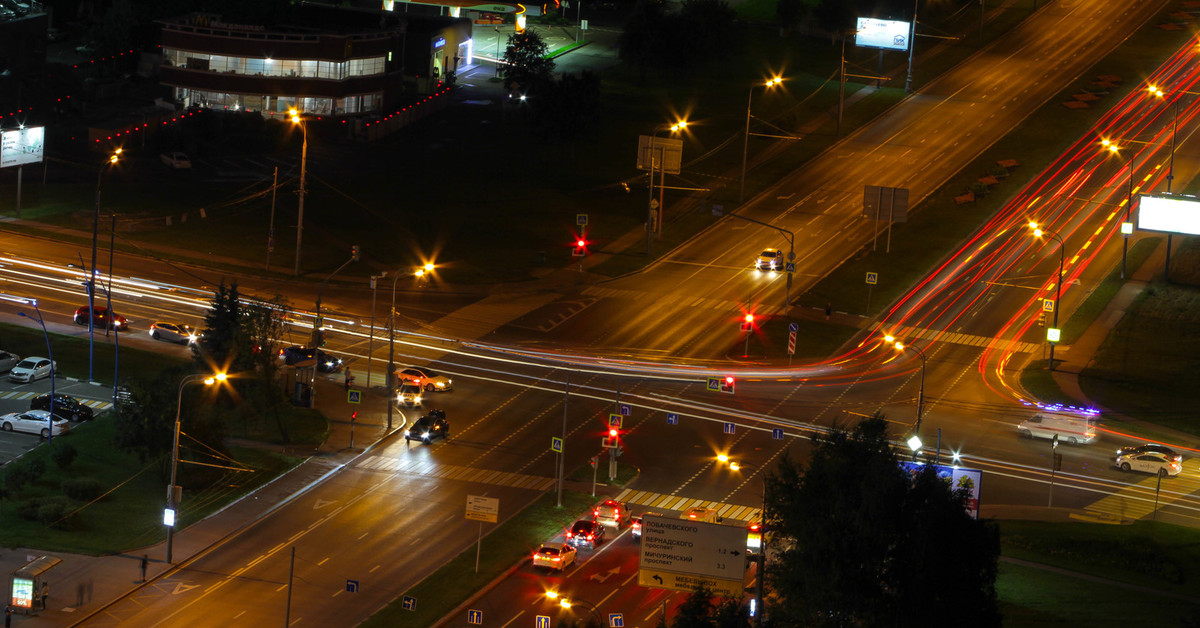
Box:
<box><xmin>290</xmin><ymin>110</ymin><xmax>308</xmax><ymax>277</ymax></box>
<box><xmin>167</xmin><ymin>372</ymin><xmax>226</xmax><ymax>563</ymax></box>
<box><xmin>905</xmin><ymin>0</ymin><xmax>919</xmax><ymax>93</ymax></box>
<box><xmin>3</xmin><ymin>295</ymin><xmax>56</xmax><ymax>444</ymax></box>
<box><xmin>1146</xmin><ymin>84</ymin><xmax>1194</xmax><ymax>280</ymax></box>
<box><xmin>386</xmin><ymin>263</ymin><xmax>432</xmax><ymax>431</ymax></box>
<box><xmin>546</xmin><ymin>592</ymin><xmax>602</xmax><ymax>627</ymax></box>
<box><xmin>90</xmin><ymin>149</ymin><xmax>121</xmax><ymax>382</ymax></box>
<box><xmin>884</xmin><ymin>335</ymin><xmax>927</xmax><ymax>437</ymax></box>
<box><xmin>1029</xmin><ymin>222</ymin><xmax>1066</xmax><ymax>371</ymax></box>
<box><xmin>1100</xmin><ymin>139</ymin><xmax>1138</xmax><ymax>279</ymax></box>
<box><xmin>646</xmin><ymin>120</ymin><xmax>687</xmax><ymax>257</ymax></box>
<box><xmin>367</xmin><ymin>273</ymin><xmax>387</xmax><ymax>389</ymax></box>
<box><xmin>741</xmin><ymin>77</ymin><xmax>783</xmax><ymax>203</ymax></box>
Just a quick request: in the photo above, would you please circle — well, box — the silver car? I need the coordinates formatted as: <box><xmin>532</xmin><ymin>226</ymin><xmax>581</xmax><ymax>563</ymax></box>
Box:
<box><xmin>0</xmin><ymin>410</ymin><xmax>69</xmax><ymax>438</ymax></box>
<box><xmin>149</xmin><ymin>322</ymin><xmax>198</xmax><ymax>344</ymax></box>
<box><xmin>0</xmin><ymin>351</ymin><xmax>20</xmax><ymax>373</ymax></box>
<box><xmin>9</xmin><ymin>357</ymin><xmax>54</xmax><ymax>383</ymax></box>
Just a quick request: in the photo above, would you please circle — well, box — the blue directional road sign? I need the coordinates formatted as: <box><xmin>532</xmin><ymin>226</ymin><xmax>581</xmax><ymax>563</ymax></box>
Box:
<box><xmin>402</xmin><ymin>596</ymin><xmax>417</xmax><ymax>611</ymax></box>
<box><xmin>772</xmin><ymin>428</ymin><xmax>784</xmax><ymax>440</ymax></box>
<box><xmin>467</xmin><ymin>610</ymin><xmax>483</xmax><ymax>625</ymax></box>
<box><xmin>667</xmin><ymin>413</ymin><xmax>679</xmax><ymax>425</ymax></box>
<box><xmin>619</xmin><ymin>403</ymin><xmax>632</xmax><ymax>416</ymax></box>
<box><xmin>609</xmin><ymin>613</ymin><xmax>625</xmax><ymax>627</ymax></box>
<box><xmin>551</xmin><ymin>437</ymin><xmax>563</xmax><ymax>453</ymax></box>
<box><xmin>789</xmin><ymin>322</ymin><xmax>799</xmax><ymax>333</ymax></box>
<box><xmin>536</xmin><ymin>616</ymin><xmax>552</xmax><ymax>628</ymax></box>
<box><xmin>724</xmin><ymin>422</ymin><xmax>735</xmax><ymax>434</ymax></box>
<box><xmin>347</xmin><ymin>390</ymin><xmax>361</xmax><ymax>404</ymax></box>
<box><xmin>346</xmin><ymin>579</ymin><xmax>359</xmax><ymax>593</ymax></box>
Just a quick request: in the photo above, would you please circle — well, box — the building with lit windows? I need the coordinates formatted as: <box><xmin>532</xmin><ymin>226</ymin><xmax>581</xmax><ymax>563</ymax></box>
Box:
<box><xmin>157</xmin><ymin>5</ymin><xmax>471</xmax><ymax>117</ymax></box>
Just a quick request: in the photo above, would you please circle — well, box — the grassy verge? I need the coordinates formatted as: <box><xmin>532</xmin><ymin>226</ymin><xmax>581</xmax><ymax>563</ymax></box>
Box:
<box><xmin>0</xmin><ymin>416</ymin><xmax>302</xmax><ymax>554</ymax></box>
<box><xmin>362</xmin><ymin>490</ymin><xmax>598</xmax><ymax>628</ymax></box>
<box><xmin>0</xmin><ymin>322</ymin><xmax>190</xmax><ymax>384</ymax></box>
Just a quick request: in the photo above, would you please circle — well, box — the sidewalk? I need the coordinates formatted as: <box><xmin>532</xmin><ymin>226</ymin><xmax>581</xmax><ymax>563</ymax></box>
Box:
<box><xmin>7</xmin><ymin>376</ymin><xmax>399</xmax><ymax>626</ymax></box>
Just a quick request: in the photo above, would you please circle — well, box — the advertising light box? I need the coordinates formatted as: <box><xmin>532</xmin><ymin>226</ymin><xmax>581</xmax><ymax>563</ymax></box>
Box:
<box><xmin>856</xmin><ymin>17</ymin><xmax>911</xmax><ymax>52</ymax></box>
<box><xmin>1</xmin><ymin>126</ymin><xmax>46</xmax><ymax>168</ymax></box>
<box><xmin>1137</xmin><ymin>195</ymin><xmax>1200</xmax><ymax>236</ymax></box>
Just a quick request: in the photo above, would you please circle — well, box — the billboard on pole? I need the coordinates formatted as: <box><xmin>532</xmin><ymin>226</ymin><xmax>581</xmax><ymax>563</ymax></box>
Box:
<box><xmin>856</xmin><ymin>18</ymin><xmax>911</xmax><ymax>52</ymax></box>
<box><xmin>1137</xmin><ymin>194</ymin><xmax>1200</xmax><ymax>236</ymax></box>
<box><xmin>1</xmin><ymin>126</ymin><xmax>45</xmax><ymax>168</ymax></box>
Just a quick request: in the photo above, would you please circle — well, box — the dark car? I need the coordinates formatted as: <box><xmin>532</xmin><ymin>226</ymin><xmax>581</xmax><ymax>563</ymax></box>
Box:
<box><xmin>74</xmin><ymin>306</ymin><xmax>128</xmax><ymax>331</ymax></box>
<box><xmin>1115</xmin><ymin>443</ymin><xmax>1181</xmax><ymax>462</ymax></box>
<box><xmin>278</xmin><ymin>346</ymin><xmax>343</xmax><ymax>373</ymax></box>
<box><xmin>30</xmin><ymin>393</ymin><xmax>94</xmax><ymax>422</ymax></box>
<box><xmin>404</xmin><ymin>410</ymin><xmax>448</xmax><ymax>444</ymax></box>
<box><xmin>565</xmin><ymin>519</ymin><xmax>606</xmax><ymax>549</ymax></box>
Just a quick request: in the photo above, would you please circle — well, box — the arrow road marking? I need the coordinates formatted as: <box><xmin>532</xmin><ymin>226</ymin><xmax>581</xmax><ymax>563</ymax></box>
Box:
<box><xmin>590</xmin><ymin>567</ymin><xmax>620</xmax><ymax>583</ymax></box>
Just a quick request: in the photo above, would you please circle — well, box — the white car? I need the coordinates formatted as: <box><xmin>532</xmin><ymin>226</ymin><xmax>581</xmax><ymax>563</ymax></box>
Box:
<box><xmin>396</xmin><ymin>367</ymin><xmax>453</xmax><ymax>392</ymax></box>
<box><xmin>0</xmin><ymin>410</ymin><xmax>69</xmax><ymax>438</ymax></box>
<box><xmin>395</xmin><ymin>383</ymin><xmax>423</xmax><ymax>408</ymax></box>
<box><xmin>755</xmin><ymin>248</ymin><xmax>784</xmax><ymax>271</ymax></box>
<box><xmin>1114</xmin><ymin>452</ymin><xmax>1181</xmax><ymax>477</ymax></box>
<box><xmin>149</xmin><ymin>321</ymin><xmax>198</xmax><ymax>344</ymax></box>
<box><xmin>160</xmin><ymin>152</ymin><xmax>192</xmax><ymax>169</ymax></box>
<box><xmin>0</xmin><ymin>351</ymin><xmax>20</xmax><ymax>373</ymax></box>
<box><xmin>532</xmin><ymin>542</ymin><xmax>576</xmax><ymax>571</ymax></box>
<box><xmin>9</xmin><ymin>357</ymin><xmax>54</xmax><ymax>383</ymax></box>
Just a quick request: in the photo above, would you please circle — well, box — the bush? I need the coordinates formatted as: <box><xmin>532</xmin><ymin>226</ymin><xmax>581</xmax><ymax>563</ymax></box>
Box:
<box><xmin>4</xmin><ymin>463</ymin><xmax>31</xmax><ymax>493</ymax></box>
<box><xmin>51</xmin><ymin>443</ymin><xmax>78</xmax><ymax>470</ymax></box>
<box><xmin>27</xmin><ymin>458</ymin><xmax>45</xmax><ymax>477</ymax></box>
<box><xmin>16</xmin><ymin>499</ymin><xmax>40</xmax><ymax>521</ymax></box>
<box><xmin>37</xmin><ymin>497</ymin><xmax>76</xmax><ymax>529</ymax></box>
<box><xmin>61</xmin><ymin>477</ymin><xmax>102</xmax><ymax>502</ymax></box>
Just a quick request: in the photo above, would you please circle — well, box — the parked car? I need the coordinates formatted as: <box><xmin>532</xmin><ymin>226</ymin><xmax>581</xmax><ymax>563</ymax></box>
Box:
<box><xmin>755</xmin><ymin>248</ymin><xmax>784</xmax><ymax>271</ymax></box>
<box><xmin>565</xmin><ymin>519</ymin><xmax>605</xmax><ymax>549</ymax></box>
<box><xmin>593</xmin><ymin>499</ymin><xmax>629</xmax><ymax>528</ymax></box>
<box><xmin>149</xmin><ymin>321</ymin><xmax>198</xmax><ymax>344</ymax></box>
<box><xmin>0</xmin><ymin>351</ymin><xmax>20</xmax><ymax>373</ymax></box>
<box><xmin>0</xmin><ymin>410</ymin><xmax>69</xmax><ymax>438</ymax></box>
<box><xmin>395</xmin><ymin>383</ymin><xmax>423</xmax><ymax>408</ymax></box>
<box><xmin>9</xmin><ymin>357</ymin><xmax>54</xmax><ymax>383</ymax></box>
<box><xmin>404</xmin><ymin>410</ymin><xmax>448</xmax><ymax>444</ymax></box>
<box><xmin>30</xmin><ymin>393</ymin><xmax>94</xmax><ymax>422</ymax></box>
<box><xmin>1114</xmin><ymin>451</ymin><xmax>1181</xmax><ymax>477</ymax></box>
<box><xmin>395</xmin><ymin>367</ymin><xmax>453</xmax><ymax>392</ymax></box>
<box><xmin>74</xmin><ymin>306</ymin><xmax>128</xmax><ymax>331</ymax></box>
<box><xmin>279</xmin><ymin>346</ymin><xmax>342</xmax><ymax>372</ymax></box>
<box><xmin>160</xmin><ymin>152</ymin><xmax>192</xmax><ymax>169</ymax></box>
<box><xmin>1115</xmin><ymin>443</ymin><xmax>1181</xmax><ymax>463</ymax></box>
<box><xmin>532</xmin><ymin>542</ymin><xmax>576</xmax><ymax>571</ymax></box>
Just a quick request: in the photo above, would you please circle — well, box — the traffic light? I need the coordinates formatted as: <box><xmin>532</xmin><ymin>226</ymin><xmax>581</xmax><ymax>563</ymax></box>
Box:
<box><xmin>572</xmin><ymin>235</ymin><xmax>588</xmax><ymax>257</ymax></box>
<box><xmin>720</xmin><ymin>376</ymin><xmax>735</xmax><ymax>394</ymax></box>
<box><xmin>351</xmin><ymin>411</ymin><xmax>358</xmax><ymax>422</ymax></box>
<box><xmin>351</xmin><ymin>245</ymin><xmax>360</xmax><ymax>262</ymax></box>
<box><xmin>316</xmin><ymin>330</ymin><xmax>327</xmax><ymax>346</ymax></box>
<box><xmin>740</xmin><ymin>313</ymin><xmax>755</xmax><ymax>332</ymax></box>
<box><xmin>609</xmin><ymin>428</ymin><xmax>619</xmax><ymax>438</ymax></box>
<box><xmin>1038</xmin><ymin>312</ymin><xmax>1046</xmax><ymax>327</ymax></box>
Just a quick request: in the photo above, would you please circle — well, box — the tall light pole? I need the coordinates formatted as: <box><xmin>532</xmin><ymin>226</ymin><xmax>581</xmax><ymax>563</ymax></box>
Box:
<box><xmin>386</xmin><ymin>263</ymin><xmax>433</xmax><ymax>431</ymax></box>
<box><xmin>1101</xmin><ymin>138</ymin><xmax>1137</xmax><ymax>279</ymax></box>
<box><xmin>1146</xmin><ymin>83</ymin><xmax>1195</xmax><ymax>280</ymax></box>
<box><xmin>290</xmin><ymin>109</ymin><xmax>308</xmax><ymax>277</ymax></box>
<box><xmin>367</xmin><ymin>272</ymin><xmax>387</xmax><ymax>389</ymax></box>
<box><xmin>884</xmin><ymin>335</ymin><xmax>927</xmax><ymax>437</ymax></box>
<box><xmin>647</xmin><ymin>120</ymin><xmax>687</xmax><ymax>257</ymax></box>
<box><xmin>905</xmin><ymin>0</ymin><xmax>919</xmax><ymax>93</ymax></box>
<box><xmin>3</xmin><ymin>295</ymin><xmax>56</xmax><ymax>444</ymax></box>
<box><xmin>1029</xmin><ymin>222</ymin><xmax>1066</xmax><ymax>371</ymax></box>
<box><xmin>741</xmin><ymin>77</ymin><xmax>783</xmax><ymax>203</ymax></box>
<box><xmin>546</xmin><ymin>592</ymin><xmax>602</xmax><ymax>627</ymax></box>
<box><xmin>90</xmin><ymin>149</ymin><xmax>121</xmax><ymax>382</ymax></box>
<box><xmin>167</xmin><ymin>372</ymin><xmax>226</xmax><ymax>563</ymax></box>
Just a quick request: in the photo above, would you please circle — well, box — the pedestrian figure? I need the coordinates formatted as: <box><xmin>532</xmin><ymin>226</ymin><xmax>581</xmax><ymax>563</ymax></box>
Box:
<box><xmin>40</xmin><ymin>582</ymin><xmax>48</xmax><ymax>609</ymax></box>
<box><xmin>140</xmin><ymin>555</ymin><xmax>148</xmax><ymax>583</ymax></box>
<box><xmin>344</xmin><ymin>368</ymin><xmax>355</xmax><ymax>390</ymax></box>
<box><xmin>5</xmin><ymin>605</ymin><xmax>12</xmax><ymax>628</ymax></box>
<box><xmin>825</xmin><ymin>302</ymin><xmax>832</xmax><ymax>320</ymax></box>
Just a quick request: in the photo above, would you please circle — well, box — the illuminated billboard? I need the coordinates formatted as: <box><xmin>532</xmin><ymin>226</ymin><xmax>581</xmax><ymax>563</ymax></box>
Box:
<box><xmin>1137</xmin><ymin>194</ymin><xmax>1200</xmax><ymax>236</ymax></box>
<box><xmin>1</xmin><ymin>126</ymin><xmax>45</xmax><ymax>168</ymax></box>
<box><xmin>856</xmin><ymin>17</ymin><xmax>911</xmax><ymax>52</ymax></box>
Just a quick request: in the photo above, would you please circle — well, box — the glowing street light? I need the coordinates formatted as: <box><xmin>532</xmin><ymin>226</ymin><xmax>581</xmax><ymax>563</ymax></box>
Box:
<box><xmin>167</xmin><ymin>372</ymin><xmax>228</xmax><ymax>563</ymax></box>
<box><xmin>741</xmin><ymin>76</ymin><xmax>784</xmax><ymax>203</ymax></box>
<box><xmin>289</xmin><ymin>109</ymin><xmax>308</xmax><ymax>276</ymax></box>
<box><xmin>89</xmin><ymin>148</ymin><xmax>122</xmax><ymax>382</ymax></box>
<box><xmin>883</xmin><ymin>335</ymin><xmax>927</xmax><ymax>438</ymax></box>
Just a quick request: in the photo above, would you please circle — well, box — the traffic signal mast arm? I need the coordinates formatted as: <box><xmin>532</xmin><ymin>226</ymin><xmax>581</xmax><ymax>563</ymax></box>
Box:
<box><xmin>310</xmin><ymin>247</ymin><xmax>361</xmax><ymax>348</ymax></box>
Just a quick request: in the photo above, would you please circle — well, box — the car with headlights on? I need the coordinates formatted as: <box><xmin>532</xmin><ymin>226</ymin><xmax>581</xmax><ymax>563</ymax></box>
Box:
<box><xmin>565</xmin><ymin>519</ymin><xmax>605</xmax><ymax>549</ymax></box>
<box><xmin>30</xmin><ymin>393</ymin><xmax>94</xmax><ymax>422</ymax></box>
<box><xmin>1114</xmin><ymin>451</ymin><xmax>1181</xmax><ymax>477</ymax></box>
<box><xmin>149</xmin><ymin>322</ymin><xmax>198</xmax><ymax>344</ymax></box>
<box><xmin>755</xmin><ymin>248</ymin><xmax>784</xmax><ymax>271</ymax></box>
<box><xmin>532</xmin><ymin>542</ymin><xmax>576</xmax><ymax>571</ymax></box>
<box><xmin>404</xmin><ymin>410</ymin><xmax>448</xmax><ymax>444</ymax></box>
<box><xmin>395</xmin><ymin>367</ymin><xmax>453</xmax><ymax>392</ymax></box>
<box><xmin>0</xmin><ymin>410</ymin><xmax>69</xmax><ymax>438</ymax></box>
<box><xmin>74</xmin><ymin>306</ymin><xmax>128</xmax><ymax>331</ymax></box>
<box><xmin>9</xmin><ymin>357</ymin><xmax>54</xmax><ymax>383</ymax></box>
<box><xmin>0</xmin><ymin>351</ymin><xmax>20</xmax><ymax>373</ymax></box>
<box><xmin>1115</xmin><ymin>443</ymin><xmax>1181</xmax><ymax>463</ymax></box>
<box><xmin>279</xmin><ymin>346</ymin><xmax>343</xmax><ymax>373</ymax></box>
<box><xmin>395</xmin><ymin>382</ymin><xmax>423</xmax><ymax>409</ymax></box>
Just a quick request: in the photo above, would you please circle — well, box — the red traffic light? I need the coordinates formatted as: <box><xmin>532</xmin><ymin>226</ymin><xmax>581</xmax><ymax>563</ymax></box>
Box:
<box><xmin>609</xmin><ymin>428</ymin><xmax>619</xmax><ymax>437</ymax></box>
<box><xmin>577</xmin><ymin>239</ymin><xmax>586</xmax><ymax>247</ymax></box>
<box><xmin>744</xmin><ymin>313</ymin><xmax>754</xmax><ymax>323</ymax></box>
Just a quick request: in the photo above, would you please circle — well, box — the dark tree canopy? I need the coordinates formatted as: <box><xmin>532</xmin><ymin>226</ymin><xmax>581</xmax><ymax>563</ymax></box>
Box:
<box><xmin>531</xmin><ymin>71</ymin><xmax>602</xmax><ymax>141</ymax></box>
<box><xmin>764</xmin><ymin>416</ymin><xmax>1000</xmax><ymax>627</ymax></box>
<box><xmin>503</xmin><ymin>31</ymin><xmax>557</xmax><ymax>92</ymax></box>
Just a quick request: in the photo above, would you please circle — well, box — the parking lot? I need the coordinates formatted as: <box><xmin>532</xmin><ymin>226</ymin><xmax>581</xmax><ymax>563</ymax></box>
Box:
<box><xmin>0</xmin><ymin>378</ymin><xmax>114</xmax><ymax>463</ymax></box>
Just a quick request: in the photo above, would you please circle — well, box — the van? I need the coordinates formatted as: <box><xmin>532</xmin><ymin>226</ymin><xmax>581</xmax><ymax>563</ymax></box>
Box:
<box><xmin>1017</xmin><ymin>410</ymin><xmax>1099</xmax><ymax>445</ymax></box>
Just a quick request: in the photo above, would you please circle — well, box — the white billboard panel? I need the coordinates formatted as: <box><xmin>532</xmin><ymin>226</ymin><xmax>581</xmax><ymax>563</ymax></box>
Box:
<box><xmin>1</xmin><ymin>127</ymin><xmax>46</xmax><ymax>168</ymax></box>
<box><xmin>1137</xmin><ymin>194</ymin><xmax>1200</xmax><ymax>236</ymax></box>
<box><xmin>856</xmin><ymin>18</ymin><xmax>911</xmax><ymax>52</ymax></box>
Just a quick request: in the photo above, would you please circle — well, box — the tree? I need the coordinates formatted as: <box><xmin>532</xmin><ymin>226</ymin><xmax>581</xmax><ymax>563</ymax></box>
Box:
<box><xmin>531</xmin><ymin>71</ymin><xmax>602</xmax><ymax>142</ymax></box>
<box><xmin>764</xmin><ymin>415</ymin><xmax>1000</xmax><ymax>627</ymax></box>
<box><xmin>661</xmin><ymin>586</ymin><xmax>750</xmax><ymax>628</ymax></box>
<box><xmin>619</xmin><ymin>0</ymin><xmax>667</xmax><ymax>82</ymax></box>
<box><xmin>503</xmin><ymin>31</ymin><xmax>556</xmax><ymax>93</ymax></box>
<box><xmin>112</xmin><ymin>365</ymin><xmax>192</xmax><ymax>468</ymax></box>
<box><xmin>194</xmin><ymin>281</ymin><xmax>242</xmax><ymax>373</ymax></box>
<box><xmin>776</xmin><ymin>0</ymin><xmax>807</xmax><ymax>35</ymax></box>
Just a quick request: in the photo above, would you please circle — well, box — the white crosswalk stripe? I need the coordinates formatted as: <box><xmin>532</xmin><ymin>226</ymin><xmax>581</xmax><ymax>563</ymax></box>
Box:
<box><xmin>355</xmin><ymin>455</ymin><xmax>555</xmax><ymax>491</ymax></box>
<box><xmin>614</xmin><ymin>488</ymin><xmax>761</xmax><ymax>523</ymax></box>
<box><xmin>1074</xmin><ymin>468</ymin><xmax>1200</xmax><ymax>523</ymax></box>
<box><xmin>0</xmin><ymin>391</ymin><xmax>114</xmax><ymax>411</ymax></box>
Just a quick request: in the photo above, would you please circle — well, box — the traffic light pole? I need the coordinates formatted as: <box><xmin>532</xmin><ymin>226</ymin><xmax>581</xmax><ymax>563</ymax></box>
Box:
<box><xmin>727</xmin><ymin>212</ymin><xmax>796</xmax><ymax>319</ymax></box>
<box><xmin>310</xmin><ymin>250</ymin><xmax>360</xmax><ymax>348</ymax></box>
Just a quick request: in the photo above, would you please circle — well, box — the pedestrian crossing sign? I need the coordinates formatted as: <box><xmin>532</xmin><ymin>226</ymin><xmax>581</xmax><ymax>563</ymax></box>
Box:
<box><xmin>347</xmin><ymin>390</ymin><xmax>361</xmax><ymax>404</ymax></box>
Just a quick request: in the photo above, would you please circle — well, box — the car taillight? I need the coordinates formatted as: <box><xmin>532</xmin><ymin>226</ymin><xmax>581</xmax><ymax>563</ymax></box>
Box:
<box><xmin>593</xmin><ymin>509</ymin><xmax>599</xmax><ymax>517</ymax></box>
<box><xmin>587</xmin><ymin>534</ymin><xmax>594</xmax><ymax>541</ymax></box>
<box><xmin>552</xmin><ymin>557</ymin><xmax>560</xmax><ymax>562</ymax></box>
<box><xmin>566</xmin><ymin>531</ymin><xmax>573</xmax><ymax>538</ymax></box>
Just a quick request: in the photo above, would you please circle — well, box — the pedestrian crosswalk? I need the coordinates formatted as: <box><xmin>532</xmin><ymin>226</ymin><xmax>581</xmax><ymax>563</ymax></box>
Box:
<box><xmin>354</xmin><ymin>454</ymin><xmax>556</xmax><ymax>491</ymax></box>
<box><xmin>0</xmin><ymin>391</ymin><xmax>114</xmax><ymax>412</ymax></box>
<box><xmin>881</xmin><ymin>324</ymin><xmax>1042</xmax><ymax>354</ymax></box>
<box><xmin>613</xmin><ymin>488</ymin><xmax>761</xmax><ymax>523</ymax></box>
<box><xmin>582</xmin><ymin>286</ymin><xmax>787</xmax><ymax>317</ymax></box>
<box><xmin>1073</xmin><ymin>469</ymin><xmax>1200</xmax><ymax>523</ymax></box>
